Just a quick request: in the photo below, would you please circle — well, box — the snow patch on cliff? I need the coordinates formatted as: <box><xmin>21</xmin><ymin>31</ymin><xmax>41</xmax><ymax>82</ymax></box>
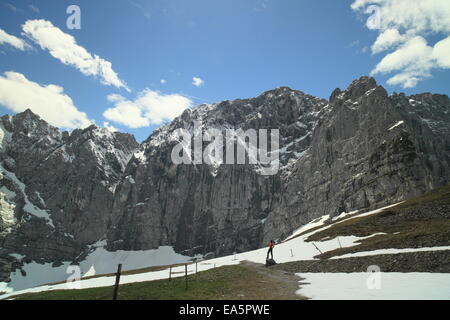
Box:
<box><xmin>0</xmin><ymin>165</ymin><xmax>54</xmax><ymax>228</ymax></box>
<box><xmin>0</xmin><ymin>122</ymin><xmax>12</xmax><ymax>151</ymax></box>
<box><xmin>388</xmin><ymin>121</ymin><xmax>405</xmax><ymax>131</ymax></box>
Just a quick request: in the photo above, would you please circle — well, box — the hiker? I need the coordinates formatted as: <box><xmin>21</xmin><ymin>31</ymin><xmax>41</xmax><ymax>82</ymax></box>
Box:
<box><xmin>266</xmin><ymin>240</ymin><xmax>275</xmax><ymax>260</ymax></box>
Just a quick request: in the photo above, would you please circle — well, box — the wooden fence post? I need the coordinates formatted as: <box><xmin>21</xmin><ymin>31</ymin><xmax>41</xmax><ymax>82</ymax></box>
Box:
<box><xmin>312</xmin><ymin>242</ymin><xmax>323</xmax><ymax>255</ymax></box>
<box><xmin>112</xmin><ymin>264</ymin><xmax>122</xmax><ymax>300</ymax></box>
<box><xmin>185</xmin><ymin>264</ymin><xmax>188</xmax><ymax>291</ymax></box>
<box><xmin>169</xmin><ymin>266</ymin><xmax>172</xmax><ymax>281</ymax></box>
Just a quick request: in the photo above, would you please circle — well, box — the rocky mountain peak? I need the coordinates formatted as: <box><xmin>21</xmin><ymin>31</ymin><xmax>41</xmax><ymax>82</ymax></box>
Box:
<box><xmin>330</xmin><ymin>76</ymin><xmax>384</xmax><ymax>104</ymax></box>
<box><xmin>329</xmin><ymin>88</ymin><xmax>342</xmax><ymax>103</ymax></box>
<box><xmin>17</xmin><ymin>108</ymin><xmax>39</xmax><ymax>120</ymax></box>
<box><xmin>7</xmin><ymin>109</ymin><xmax>55</xmax><ymax>136</ymax></box>
<box><xmin>347</xmin><ymin>76</ymin><xmax>377</xmax><ymax>92</ymax></box>
<box><xmin>260</xmin><ymin>86</ymin><xmax>296</xmax><ymax>97</ymax></box>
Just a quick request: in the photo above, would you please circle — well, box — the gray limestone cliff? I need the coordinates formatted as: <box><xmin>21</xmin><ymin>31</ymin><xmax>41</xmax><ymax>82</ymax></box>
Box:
<box><xmin>0</xmin><ymin>111</ymin><xmax>138</xmax><ymax>279</ymax></box>
<box><xmin>107</xmin><ymin>76</ymin><xmax>450</xmax><ymax>256</ymax></box>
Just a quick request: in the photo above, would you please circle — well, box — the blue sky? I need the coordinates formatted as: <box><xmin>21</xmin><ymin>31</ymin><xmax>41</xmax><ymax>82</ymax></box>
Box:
<box><xmin>0</xmin><ymin>0</ymin><xmax>449</xmax><ymax>142</ymax></box>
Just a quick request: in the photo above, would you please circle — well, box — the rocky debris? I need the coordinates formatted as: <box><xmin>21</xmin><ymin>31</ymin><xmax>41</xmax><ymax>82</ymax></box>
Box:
<box><xmin>380</xmin><ymin>203</ymin><xmax>450</xmax><ymax>223</ymax></box>
<box><xmin>265</xmin><ymin>259</ymin><xmax>277</xmax><ymax>267</ymax></box>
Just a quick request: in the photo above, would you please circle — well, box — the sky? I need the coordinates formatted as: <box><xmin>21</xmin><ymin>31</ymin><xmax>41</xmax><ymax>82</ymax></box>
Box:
<box><xmin>0</xmin><ymin>0</ymin><xmax>449</xmax><ymax>142</ymax></box>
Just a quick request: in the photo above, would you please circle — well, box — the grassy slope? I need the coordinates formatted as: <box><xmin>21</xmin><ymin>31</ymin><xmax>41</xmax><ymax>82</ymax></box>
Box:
<box><xmin>43</xmin><ymin>263</ymin><xmax>191</xmax><ymax>287</ymax></box>
<box><xmin>307</xmin><ymin>184</ymin><xmax>450</xmax><ymax>259</ymax></box>
<box><xmin>13</xmin><ymin>263</ymin><xmax>302</xmax><ymax>300</ymax></box>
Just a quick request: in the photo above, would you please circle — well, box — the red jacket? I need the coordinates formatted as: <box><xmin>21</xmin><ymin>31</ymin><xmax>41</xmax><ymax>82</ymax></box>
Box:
<box><xmin>268</xmin><ymin>241</ymin><xmax>274</xmax><ymax>249</ymax></box>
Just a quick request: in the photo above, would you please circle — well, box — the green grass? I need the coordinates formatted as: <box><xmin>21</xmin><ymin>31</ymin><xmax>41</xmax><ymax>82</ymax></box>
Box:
<box><xmin>12</xmin><ymin>264</ymin><xmax>292</xmax><ymax>300</ymax></box>
<box><xmin>287</xmin><ymin>184</ymin><xmax>450</xmax><ymax>243</ymax></box>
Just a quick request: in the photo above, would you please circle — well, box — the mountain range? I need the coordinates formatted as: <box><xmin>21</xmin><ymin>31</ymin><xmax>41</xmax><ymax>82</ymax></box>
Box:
<box><xmin>1</xmin><ymin>76</ymin><xmax>449</xmax><ymax>283</ymax></box>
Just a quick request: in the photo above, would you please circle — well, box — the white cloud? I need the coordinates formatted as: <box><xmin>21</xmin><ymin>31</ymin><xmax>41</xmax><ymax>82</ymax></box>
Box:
<box><xmin>386</xmin><ymin>73</ymin><xmax>423</xmax><ymax>89</ymax></box>
<box><xmin>0</xmin><ymin>71</ymin><xmax>91</xmax><ymax>129</ymax></box>
<box><xmin>371</xmin><ymin>36</ymin><xmax>433</xmax><ymax>75</ymax></box>
<box><xmin>352</xmin><ymin>0</ymin><xmax>450</xmax><ymax>88</ymax></box>
<box><xmin>254</xmin><ymin>0</ymin><xmax>270</xmax><ymax>12</ymax></box>
<box><xmin>103</xmin><ymin>121</ymin><xmax>118</xmax><ymax>132</ymax></box>
<box><xmin>3</xmin><ymin>3</ymin><xmax>21</xmax><ymax>13</ymax></box>
<box><xmin>0</xmin><ymin>28</ymin><xmax>30</xmax><ymax>51</ymax></box>
<box><xmin>29</xmin><ymin>5</ymin><xmax>40</xmax><ymax>14</ymax></box>
<box><xmin>371</xmin><ymin>35</ymin><xmax>450</xmax><ymax>89</ymax></box>
<box><xmin>352</xmin><ymin>0</ymin><xmax>450</xmax><ymax>34</ymax></box>
<box><xmin>103</xmin><ymin>90</ymin><xmax>192</xmax><ymax>128</ymax></box>
<box><xmin>192</xmin><ymin>77</ymin><xmax>204</xmax><ymax>87</ymax></box>
<box><xmin>131</xmin><ymin>1</ymin><xmax>152</xmax><ymax>21</ymax></box>
<box><xmin>107</xmin><ymin>93</ymin><xmax>126</xmax><ymax>103</ymax></box>
<box><xmin>22</xmin><ymin>19</ymin><xmax>130</xmax><ymax>91</ymax></box>
<box><xmin>160</xmin><ymin>79</ymin><xmax>166</xmax><ymax>84</ymax></box>
<box><xmin>371</xmin><ymin>28</ymin><xmax>406</xmax><ymax>54</ymax></box>
<box><xmin>433</xmin><ymin>36</ymin><xmax>450</xmax><ymax>68</ymax></box>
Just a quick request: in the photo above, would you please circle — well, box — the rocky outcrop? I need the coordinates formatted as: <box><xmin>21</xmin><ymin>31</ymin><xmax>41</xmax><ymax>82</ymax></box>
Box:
<box><xmin>1</xmin><ymin>77</ymin><xmax>449</xmax><ymax>282</ymax></box>
<box><xmin>107</xmin><ymin>77</ymin><xmax>450</xmax><ymax>256</ymax></box>
<box><xmin>106</xmin><ymin>87</ymin><xmax>327</xmax><ymax>256</ymax></box>
<box><xmin>263</xmin><ymin>77</ymin><xmax>450</xmax><ymax>242</ymax></box>
<box><xmin>0</xmin><ymin>111</ymin><xmax>138</xmax><ymax>280</ymax></box>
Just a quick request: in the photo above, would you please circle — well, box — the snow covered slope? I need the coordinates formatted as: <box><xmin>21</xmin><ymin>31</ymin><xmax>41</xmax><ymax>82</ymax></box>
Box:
<box><xmin>296</xmin><ymin>272</ymin><xmax>450</xmax><ymax>300</ymax></box>
<box><xmin>2</xmin><ymin>202</ymin><xmax>449</xmax><ymax>299</ymax></box>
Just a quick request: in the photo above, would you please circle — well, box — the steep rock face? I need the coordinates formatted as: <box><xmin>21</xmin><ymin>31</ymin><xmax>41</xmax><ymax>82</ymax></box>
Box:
<box><xmin>106</xmin><ymin>88</ymin><xmax>328</xmax><ymax>256</ymax></box>
<box><xmin>262</xmin><ymin>77</ymin><xmax>450</xmax><ymax>242</ymax></box>
<box><xmin>0</xmin><ymin>111</ymin><xmax>138</xmax><ymax>279</ymax></box>
<box><xmin>107</xmin><ymin>77</ymin><xmax>450</xmax><ymax>256</ymax></box>
<box><xmin>392</xmin><ymin>92</ymin><xmax>450</xmax><ymax>187</ymax></box>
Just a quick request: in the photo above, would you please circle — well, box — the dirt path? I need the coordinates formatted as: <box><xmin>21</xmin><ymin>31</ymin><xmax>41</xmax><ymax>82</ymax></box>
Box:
<box><xmin>234</xmin><ymin>261</ymin><xmax>309</xmax><ymax>300</ymax></box>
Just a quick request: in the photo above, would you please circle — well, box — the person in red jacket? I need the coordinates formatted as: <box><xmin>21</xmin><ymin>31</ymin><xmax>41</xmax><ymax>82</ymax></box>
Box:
<box><xmin>266</xmin><ymin>240</ymin><xmax>275</xmax><ymax>260</ymax></box>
